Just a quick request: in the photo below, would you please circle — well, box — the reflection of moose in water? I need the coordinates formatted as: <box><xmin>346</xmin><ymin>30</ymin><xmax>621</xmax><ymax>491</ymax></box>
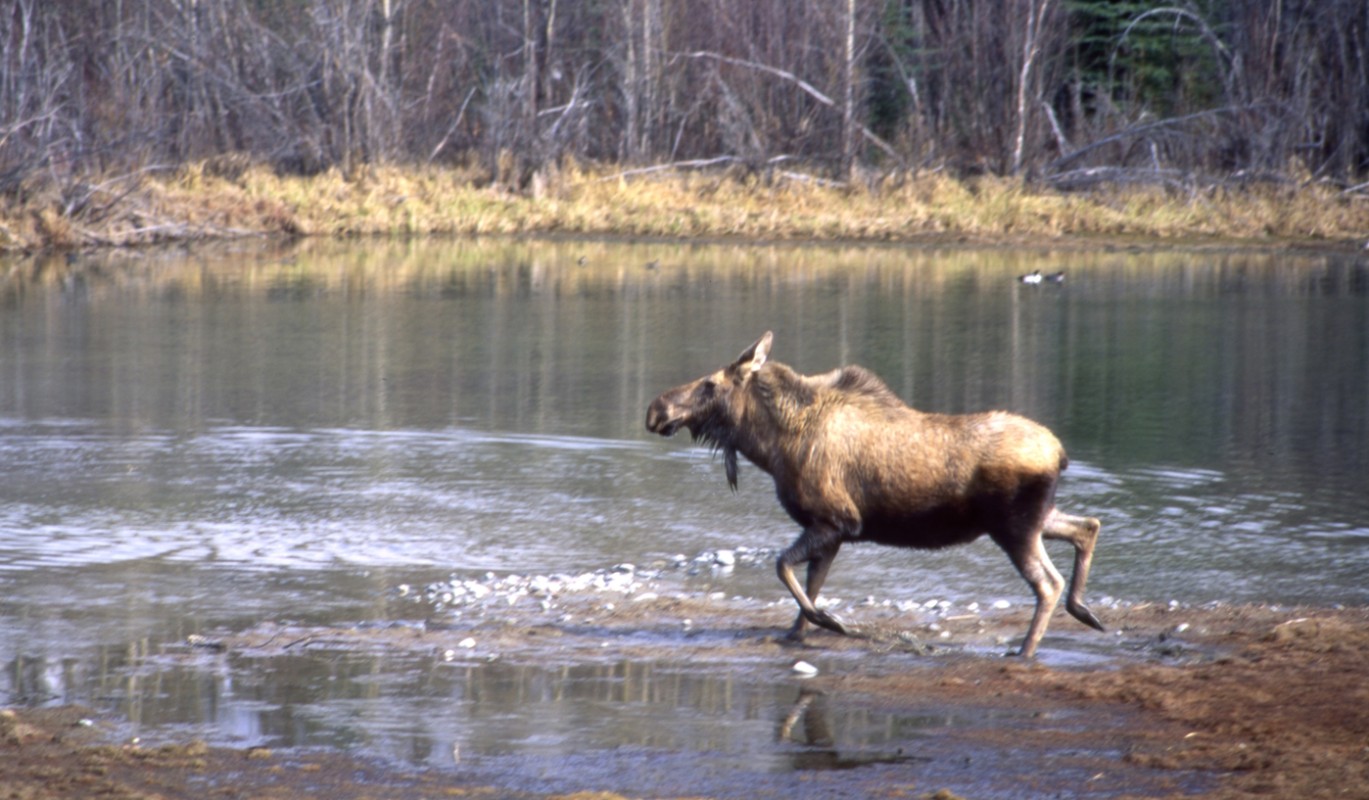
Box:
<box><xmin>645</xmin><ymin>332</ymin><xmax>1105</xmax><ymax>657</ymax></box>
<box><xmin>776</xmin><ymin>687</ymin><xmax>927</xmax><ymax>771</ymax></box>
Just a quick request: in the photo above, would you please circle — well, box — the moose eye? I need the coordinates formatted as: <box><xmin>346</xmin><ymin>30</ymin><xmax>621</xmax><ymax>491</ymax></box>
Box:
<box><xmin>698</xmin><ymin>380</ymin><xmax>717</xmax><ymax>398</ymax></box>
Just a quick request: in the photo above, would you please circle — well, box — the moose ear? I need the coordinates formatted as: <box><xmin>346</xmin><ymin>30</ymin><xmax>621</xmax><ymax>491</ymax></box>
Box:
<box><xmin>736</xmin><ymin>331</ymin><xmax>774</xmax><ymax>373</ymax></box>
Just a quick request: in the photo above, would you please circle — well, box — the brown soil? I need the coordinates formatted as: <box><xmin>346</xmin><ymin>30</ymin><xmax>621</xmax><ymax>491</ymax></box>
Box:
<box><xmin>4</xmin><ymin>600</ymin><xmax>1367</xmax><ymax>800</ymax></box>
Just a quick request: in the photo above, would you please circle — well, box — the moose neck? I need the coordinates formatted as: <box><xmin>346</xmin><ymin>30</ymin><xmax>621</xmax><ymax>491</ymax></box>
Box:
<box><xmin>727</xmin><ymin>362</ymin><xmax>813</xmax><ymax>483</ymax></box>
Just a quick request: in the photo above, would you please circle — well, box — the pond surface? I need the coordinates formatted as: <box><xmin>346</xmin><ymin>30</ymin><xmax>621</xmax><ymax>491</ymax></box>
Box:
<box><xmin>1</xmin><ymin>237</ymin><xmax>1366</xmax><ymax>796</ymax></box>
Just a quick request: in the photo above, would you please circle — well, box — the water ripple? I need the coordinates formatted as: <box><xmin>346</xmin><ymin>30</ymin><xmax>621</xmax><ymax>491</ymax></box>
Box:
<box><xmin>1</xmin><ymin>420</ymin><xmax>1366</xmax><ymax>606</ymax></box>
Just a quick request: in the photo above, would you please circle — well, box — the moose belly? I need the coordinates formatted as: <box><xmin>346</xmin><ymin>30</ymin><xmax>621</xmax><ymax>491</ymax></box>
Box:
<box><xmin>856</xmin><ymin>506</ymin><xmax>985</xmax><ymax>550</ymax></box>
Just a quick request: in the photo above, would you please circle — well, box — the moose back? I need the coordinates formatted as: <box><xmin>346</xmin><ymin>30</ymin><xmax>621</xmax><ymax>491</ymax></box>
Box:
<box><xmin>645</xmin><ymin>331</ymin><xmax>1105</xmax><ymax>657</ymax></box>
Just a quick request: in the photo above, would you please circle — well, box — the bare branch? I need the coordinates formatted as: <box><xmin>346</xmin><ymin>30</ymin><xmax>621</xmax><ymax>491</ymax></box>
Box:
<box><xmin>671</xmin><ymin>50</ymin><xmax>903</xmax><ymax>166</ymax></box>
<box><xmin>597</xmin><ymin>155</ymin><xmax>744</xmax><ymax>180</ymax></box>
<box><xmin>1113</xmin><ymin>7</ymin><xmax>1242</xmax><ymax>102</ymax></box>
<box><xmin>1046</xmin><ymin>103</ymin><xmax>1275</xmax><ymax>174</ymax></box>
<box><xmin>428</xmin><ymin>87</ymin><xmax>479</xmax><ymax>164</ymax></box>
<box><xmin>598</xmin><ymin>154</ymin><xmax>811</xmax><ymax>182</ymax></box>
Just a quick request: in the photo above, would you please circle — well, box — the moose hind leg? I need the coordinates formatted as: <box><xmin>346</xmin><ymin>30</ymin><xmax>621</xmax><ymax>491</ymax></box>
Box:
<box><xmin>1042</xmin><ymin>510</ymin><xmax>1105</xmax><ymax>631</ymax></box>
<box><xmin>776</xmin><ymin>527</ymin><xmax>849</xmax><ymax>640</ymax></box>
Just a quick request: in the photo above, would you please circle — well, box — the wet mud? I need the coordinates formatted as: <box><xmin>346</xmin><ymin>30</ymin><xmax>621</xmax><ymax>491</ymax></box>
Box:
<box><xmin>4</xmin><ymin>586</ymin><xmax>1365</xmax><ymax>800</ymax></box>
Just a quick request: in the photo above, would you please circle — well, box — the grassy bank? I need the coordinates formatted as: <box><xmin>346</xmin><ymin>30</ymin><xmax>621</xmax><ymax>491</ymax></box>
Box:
<box><xmin>3</xmin><ymin>159</ymin><xmax>1367</xmax><ymax>251</ymax></box>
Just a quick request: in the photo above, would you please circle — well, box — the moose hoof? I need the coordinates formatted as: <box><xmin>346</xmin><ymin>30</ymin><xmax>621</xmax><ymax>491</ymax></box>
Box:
<box><xmin>1069</xmin><ymin>601</ymin><xmax>1107</xmax><ymax>632</ymax></box>
<box><xmin>804</xmin><ymin>608</ymin><xmax>852</xmax><ymax>636</ymax></box>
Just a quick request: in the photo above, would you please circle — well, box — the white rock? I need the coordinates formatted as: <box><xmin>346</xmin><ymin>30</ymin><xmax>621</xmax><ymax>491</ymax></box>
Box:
<box><xmin>792</xmin><ymin>660</ymin><xmax>819</xmax><ymax>677</ymax></box>
<box><xmin>457</xmin><ymin>637</ymin><xmax>476</xmax><ymax>649</ymax></box>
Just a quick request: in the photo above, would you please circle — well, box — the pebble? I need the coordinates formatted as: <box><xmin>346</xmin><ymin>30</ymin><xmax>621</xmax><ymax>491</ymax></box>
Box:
<box><xmin>458</xmin><ymin>637</ymin><xmax>477</xmax><ymax>649</ymax></box>
<box><xmin>792</xmin><ymin>660</ymin><xmax>819</xmax><ymax>677</ymax></box>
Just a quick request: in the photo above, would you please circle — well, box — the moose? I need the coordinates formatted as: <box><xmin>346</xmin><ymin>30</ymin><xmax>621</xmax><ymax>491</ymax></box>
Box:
<box><xmin>645</xmin><ymin>331</ymin><xmax>1105</xmax><ymax>658</ymax></box>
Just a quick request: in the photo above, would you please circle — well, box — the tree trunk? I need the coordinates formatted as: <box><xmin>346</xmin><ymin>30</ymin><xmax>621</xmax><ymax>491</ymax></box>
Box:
<box><xmin>1011</xmin><ymin>0</ymin><xmax>1052</xmax><ymax>175</ymax></box>
<box><xmin>842</xmin><ymin>0</ymin><xmax>857</xmax><ymax>181</ymax></box>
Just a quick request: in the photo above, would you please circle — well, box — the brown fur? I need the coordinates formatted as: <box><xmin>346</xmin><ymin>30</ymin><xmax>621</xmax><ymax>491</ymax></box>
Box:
<box><xmin>646</xmin><ymin>332</ymin><xmax>1104</xmax><ymax>658</ymax></box>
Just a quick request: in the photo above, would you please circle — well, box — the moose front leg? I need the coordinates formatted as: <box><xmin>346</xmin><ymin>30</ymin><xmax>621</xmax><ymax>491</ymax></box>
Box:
<box><xmin>777</xmin><ymin>526</ymin><xmax>850</xmax><ymax>640</ymax></box>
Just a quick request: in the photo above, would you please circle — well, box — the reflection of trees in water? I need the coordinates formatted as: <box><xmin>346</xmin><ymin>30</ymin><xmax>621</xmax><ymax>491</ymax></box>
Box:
<box><xmin>4</xmin><ymin>239</ymin><xmax>1364</xmax><ymax>487</ymax></box>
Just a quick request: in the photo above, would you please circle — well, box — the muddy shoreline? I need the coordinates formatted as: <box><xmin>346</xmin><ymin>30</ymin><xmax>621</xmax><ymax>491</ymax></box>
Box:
<box><xmin>5</xmin><ymin>590</ymin><xmax>1366</xmax><ymax>799</ymax></box>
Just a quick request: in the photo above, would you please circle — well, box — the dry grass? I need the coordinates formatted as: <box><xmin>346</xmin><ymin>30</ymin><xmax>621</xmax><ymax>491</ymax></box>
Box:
<box><xmin>2</xmin><ymin>159</ymin><xmax>1366</xmax><ymax>251</ymax></box>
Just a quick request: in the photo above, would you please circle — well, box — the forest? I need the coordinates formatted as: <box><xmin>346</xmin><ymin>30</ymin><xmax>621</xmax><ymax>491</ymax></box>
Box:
<box><xmin>1</xmin><ymin>0</ymin><xmax>1367</xmax><ymax>241</ymax></box>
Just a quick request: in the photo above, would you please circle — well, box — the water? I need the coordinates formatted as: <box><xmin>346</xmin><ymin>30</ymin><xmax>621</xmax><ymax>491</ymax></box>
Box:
<box><xmin>1</xmin><ymin>237</ymin><xmax>1366</xmax><ymax>794</ymax></box>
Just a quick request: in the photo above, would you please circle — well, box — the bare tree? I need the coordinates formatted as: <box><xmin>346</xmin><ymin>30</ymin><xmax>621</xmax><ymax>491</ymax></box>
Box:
<box><xmin>1</xmin><ymin>0</ymin><xmax>1365</xmax><ymax>200</ymax></box>
<box><xmin>1011</xmin><ymin>0</ymin><xmax>1057</xmax><ymax>174</ymax></box>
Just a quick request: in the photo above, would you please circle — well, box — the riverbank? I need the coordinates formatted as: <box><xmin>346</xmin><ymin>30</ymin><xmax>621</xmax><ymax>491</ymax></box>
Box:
<box><xmin>5</xmin><ymin>596</ymin><xmax>1365</xmax><ymax>799</ymax></box>
<box><xmin>3</xmin><ymin>160</ymin><xmax>1367</xmax><ymax>252</ymax></box>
